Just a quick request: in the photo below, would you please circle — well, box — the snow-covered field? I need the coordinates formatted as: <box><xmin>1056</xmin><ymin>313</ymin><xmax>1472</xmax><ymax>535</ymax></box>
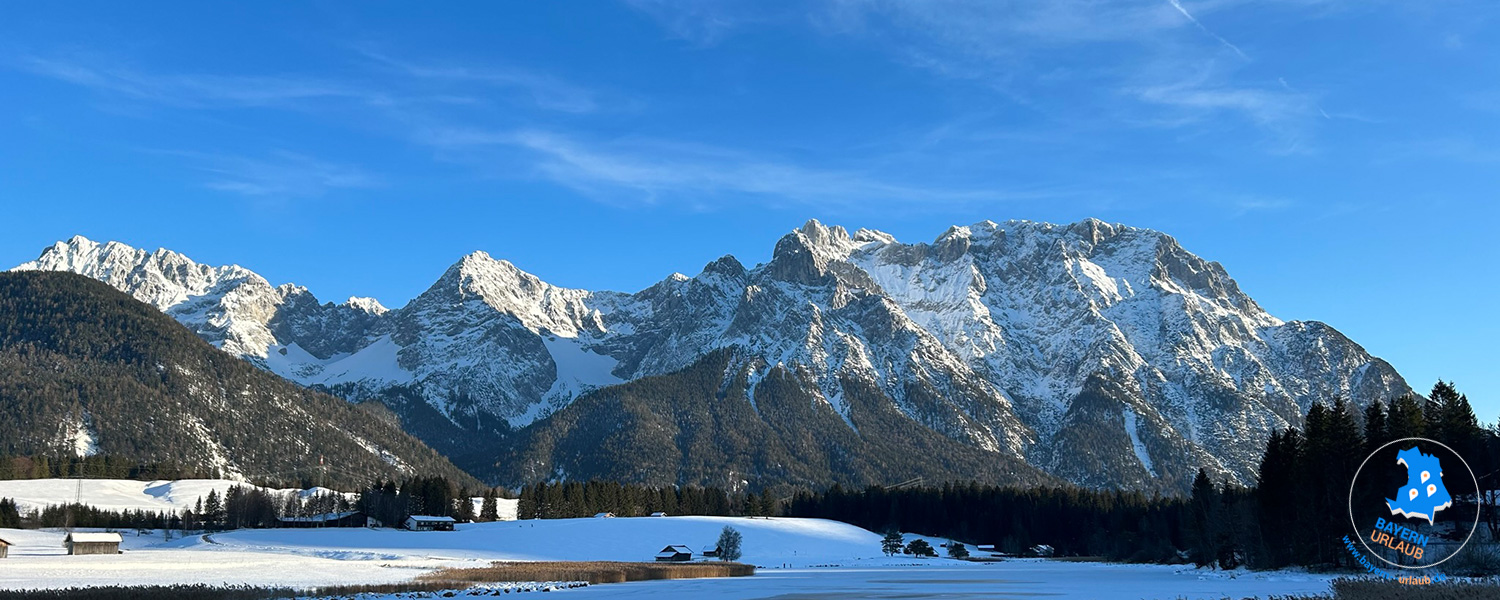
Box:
<box><xmin>0</xmin><ymin>516</ymin><xmax>1337</xmax><ymax>599</ymax></box>
<box><xmin>0</xmin><ymin>479</ymin><xmax>338</xmax><ymax>514</ymax></box>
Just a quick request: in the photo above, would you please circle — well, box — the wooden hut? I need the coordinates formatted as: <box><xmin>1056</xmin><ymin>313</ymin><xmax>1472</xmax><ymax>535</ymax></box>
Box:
<box><xmin>655</xmin><ymin>545</ymin><xmax>693</xmax><ymax>562</ymax></box>
<box><xmin>0</xmin><ymin>537</ymin><xmax>11</xmax><ymax>558</ymax></box>
<box><xmin>64</xmin><ymin>532</ymin><xmax>122</xmax><ymax>555</ymax></box>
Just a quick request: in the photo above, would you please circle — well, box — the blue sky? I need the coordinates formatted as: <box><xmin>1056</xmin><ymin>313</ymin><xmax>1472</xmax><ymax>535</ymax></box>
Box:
<box><xmin>1</xmin><ymin>1</ymin><xmax>1496</xmax><ymax>416</ymax></box>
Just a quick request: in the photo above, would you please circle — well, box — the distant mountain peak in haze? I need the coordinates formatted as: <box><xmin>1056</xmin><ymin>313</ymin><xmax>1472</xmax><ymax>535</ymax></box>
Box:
<box><xmin>13</xmin><ymin>219</ymin><xmax>1410</xmax><ymax>491</ymax></box>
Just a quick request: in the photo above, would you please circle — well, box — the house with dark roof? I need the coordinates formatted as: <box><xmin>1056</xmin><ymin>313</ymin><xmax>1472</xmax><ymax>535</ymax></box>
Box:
<box><xmin>403</xmin><ymin>515</ymin><xmax>456</xmax><ymax>531</ymax></box>
<box><xmin>278</xmin><ymin>510</ymin><xmax>366</xmax><ymax>528</ymax></box>
<box><xmin>655</xmin><ymin>545</ymin><xmax>693</xmax><ymax>562</ymax></box>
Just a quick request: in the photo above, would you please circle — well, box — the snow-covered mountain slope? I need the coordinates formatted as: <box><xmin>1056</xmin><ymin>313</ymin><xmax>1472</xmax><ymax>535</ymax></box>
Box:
<box><xmin>14</xmin><ymin>220</ymin><xmax>1410</xmax><ymax>490</ymax></box>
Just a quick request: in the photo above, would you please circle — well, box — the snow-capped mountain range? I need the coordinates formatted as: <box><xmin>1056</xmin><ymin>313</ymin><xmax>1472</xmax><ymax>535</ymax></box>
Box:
<box><xmin>13</xmin><ymin>219</ymin><xmax>1410</xmax><ymax>490</ymax></box>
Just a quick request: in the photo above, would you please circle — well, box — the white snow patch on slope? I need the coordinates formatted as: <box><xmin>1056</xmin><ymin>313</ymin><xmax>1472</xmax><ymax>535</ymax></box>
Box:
<box><xmin>266</xmin><ymin>335</ymin><xmax>414</xmax><ymax>387</ymax></box>
<box><xmin>63</xmin><ymin>415</ymin><xmax>98</xmax><ymax>457</ymax></box>
<box><xmin>313</xmin><ymin>335</ymin><xmax>411</xmax><ymax>385</ymax></box>
<box><xmin>543</xmin><ymin>336</ymin><xmax>624</xmax><ymax>392</ymax></box>
<box><xmin>507</xmin><ymin>336</ymin><xmax>625</xmax><ymax>427</ymax></box>
<box><xmin>1123</xmin><ymin>408</ymin><xmax>1156</xmax><ymax>477</ymax></box>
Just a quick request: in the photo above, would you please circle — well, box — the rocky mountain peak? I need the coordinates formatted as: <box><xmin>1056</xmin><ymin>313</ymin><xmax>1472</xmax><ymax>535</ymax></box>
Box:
<box><xmin>13</xmin><ymin>220</ymin><xmax>1411</xmax><ymax>491</ymax></box>
<box><xmin>701</xmin><ymin>254</ymin><xmax>748</xmax><ymax>280</ymax></box>
<box><xmin>345</xmin><ymin>296</ymin><xmax>389</xmax><ymax>315</ymax></box>
<box><xmin>427</xmin><ymin>250</ymin><xmax>603</xmax><ymax>337</ymax></box>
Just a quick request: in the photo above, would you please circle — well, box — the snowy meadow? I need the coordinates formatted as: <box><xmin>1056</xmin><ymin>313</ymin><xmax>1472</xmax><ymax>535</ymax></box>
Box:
<box><xmin>0</xmin><ymin>516</ymin><xmax>1339</xmax><ymax>599</ymax></box>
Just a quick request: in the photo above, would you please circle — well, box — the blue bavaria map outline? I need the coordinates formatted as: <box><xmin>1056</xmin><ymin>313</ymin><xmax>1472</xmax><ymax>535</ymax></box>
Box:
<box><xmin>1386</xmin><ymin>447</ymin><xmax>1452</xmax><ymax>525</ymax></box>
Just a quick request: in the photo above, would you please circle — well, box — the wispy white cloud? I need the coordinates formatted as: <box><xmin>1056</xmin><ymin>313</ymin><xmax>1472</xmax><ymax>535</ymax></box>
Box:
<box><xmin>637</xmin><ymin>1</ymin><xmax>1330</xmax><ymax>138</ymax></box>
<box><xmin>151</xmin><ymin>150</ymin><xmax>381</xmax><ymax>197</ymax></box>
<box><xmin>353</xmin><ymin>47</ymin><xmax>602</xmax><ymax>113</ymax></box>
<box><xmin>14</xmin><ymin>55</ymin><xmax>368</xmax><ymax>108</ymax></box>
<box><xmin>13</xmin><ymin>48</ymin><xmax>606</xmax><ymax>116</ymax></box>
<box><xmin>1130</xmin><ymin>78</ymin><xmax>1312</xmax><ymax>127</ymax></box>
<box><xmin>421</xmin><ymin>126</ymin><xmax>1060</xmax><ymax>207</ymax></box>
<box><xmin>1167</xmin><ymin>0</ymin><xmax>1249</xmax><ymax>59</ymax></box>
<box><xmin>622</xmin><ymin>0</ymin><xmax>771</xmax><ymax>45</ymax></box>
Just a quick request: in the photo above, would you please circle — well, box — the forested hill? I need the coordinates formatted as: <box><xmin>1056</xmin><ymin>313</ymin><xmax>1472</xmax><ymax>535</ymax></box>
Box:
<box><xmin>0</xmin><ymin>271</ymin><xmax>479</xmax><ymax>489</ymax></box>
<box><xmin>494</xmin><ymin>349</ymin><xmax>1056</xmax><ymax>489</ymax></box>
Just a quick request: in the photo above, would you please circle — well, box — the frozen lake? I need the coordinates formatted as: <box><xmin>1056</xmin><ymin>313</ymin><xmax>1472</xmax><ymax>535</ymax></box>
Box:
<box><xmin>0</xmin><ymin>520</ymin><xmax>1336</xmax><ymax>599</ymax></box>
<box><xmin>539</xmin><ymin>562</ymin><xmax>1334</xmax><ymax>600</ymax></box>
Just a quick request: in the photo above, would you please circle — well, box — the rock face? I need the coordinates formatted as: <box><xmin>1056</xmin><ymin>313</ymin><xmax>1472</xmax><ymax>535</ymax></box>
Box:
<box><xmin>14</xmin><ymin>219</ymin><xmax>1411</xmax><ymax>490</ymax></box>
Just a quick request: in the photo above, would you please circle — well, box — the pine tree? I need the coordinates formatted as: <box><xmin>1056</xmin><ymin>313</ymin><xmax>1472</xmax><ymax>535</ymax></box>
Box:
<box><xmin>947</xmin><ymin>541</ymin><xmax>970</xmax><ymax>559</ymax></box>
<box><xmin>203</xmin><ymin>489</ymin><xmax>224</xmax><ymax>529</ymax></box>
<box><xmin>1363</xmin><ymin>400</ymin><xmax>1388</xmax><ymax>455</ymax></box>
<box><xmin>1186</xmin><ymin>469</ymin><xmax>1219</xmax><ymax>568</ymax></box>
<box><xmin>758</xmin><ymin>491</ymin><xmax>778</xmax><ymax>517</ymax></box>
<box><xmin>881</xmin><ymin>528</ymin><xmax>905</xmax><ymax>556</ymax></box>
<box><xmin>1388</xmin><ymin>394</ymin><xmax>1426</xmax><ymax>440</ymax></box>
<box><xmin>480</xmin><ymin>490</ymin><xmax>499</xmax><ymax>522</ymax></box>
<box><xmin>1255</xmin><ymin>428</ymin><xmax>1301</xmax><ymax>568</ymax></box>
<box><xmin>1428</xmin><ymin>381</ymin><xmax>1481</xmax><ymax>454</ymax></box>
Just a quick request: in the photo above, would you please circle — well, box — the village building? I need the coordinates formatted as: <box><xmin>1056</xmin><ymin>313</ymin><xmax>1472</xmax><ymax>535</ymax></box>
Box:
<box><xmin>403</xmin><ymin>515</ymin><xmax>456</xmax><ymax>531</ymax></box>
<box><xmin>655</xmin><ymin>545</ymin><xmax>693</xmax><ymax>562</ymax></box>
<box><xmin>649</xmin><ymin>512</ymin><xmax>668</xmax><ymax>517</ymax></box>
<box><xmin>1027</xmin><ymin>544</ymin><xmax>1055</xmax><ymax>558</ymax></box>
<box><xmin>0</xmin><ymin>537</ymin><xmax>10</xmax><ymax>558</ymax></box>
<box><xmin>701</xmin><ymin>544</ymin><xmax>720</xmax><ymax>559</ymax></box>
<box><xmin>64</xmin><ymin>532</ymin><xmax>122</xmax><ymax>555</ymax></box>
<box><xmin>278</xmin><ymin>510</ymin><xmax>366</xmax><ymax>528</ymax></box>
<box><xmin>593</xmin><ymin>512</ymin><xmax>616</xmax><ymax>518</ymax></box>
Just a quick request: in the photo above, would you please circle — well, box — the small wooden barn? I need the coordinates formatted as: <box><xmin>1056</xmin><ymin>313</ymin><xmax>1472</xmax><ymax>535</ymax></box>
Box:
<box><xmin>655</xmin><ymin>545</ymin><xmax>693</xmax><ymax>562</ymax></box>
<box><xmin>700</xmin><ymin>545</ymin><xmax>720</xmax><ymax>559</ymax></box>
<box><xmin>403</xmin><ymin>515</ymin><xmax>456</xmax><ymax>531</ymax></box>
<box><xmin>0</xmin><ymin>537</ymin><xmax>11</xmax><ymax>558</ymax></box>
<box><xmin>64</xmin><ymin>532</ymin><xmax>122</xmax><ymax>555</ymax></box>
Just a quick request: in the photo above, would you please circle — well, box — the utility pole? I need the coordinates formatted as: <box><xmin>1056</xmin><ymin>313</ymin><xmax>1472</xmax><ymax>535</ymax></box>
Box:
<box><xmin>64</xmin><ymin>462</ymin><xmax>83</xmax><ymax>533</ymax></box>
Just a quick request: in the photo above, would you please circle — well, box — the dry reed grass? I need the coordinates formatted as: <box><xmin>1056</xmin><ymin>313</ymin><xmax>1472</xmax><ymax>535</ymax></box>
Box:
<box><xmin>419</xmin><ymin>560</ymin><xmax>756</xmax><ymax>585</ymax></box>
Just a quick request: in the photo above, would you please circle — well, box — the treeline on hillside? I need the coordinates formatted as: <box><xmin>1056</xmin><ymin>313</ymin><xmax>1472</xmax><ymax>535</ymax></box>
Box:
<box><xmin>0</xmin><ymin>454</ymin><xmax>219</xmax><ymax>481</ymax></box>
<box><xmin>0</xmin><ymin>474</ymin><xmax>507</xmax><ymax>531</ymax></box>
<box><xmin>515</xmin><ymin>480</ymin><xmax>781</xmax><ymax>520</ymax></box>
<box><xmin>0</xmin><ymin>484</ymin><xmax>352</xmax><ymax>530</ymax></box>
<box><xmin>0</xmin><ymin>453</ymin><xmax>377</xmax><ymax>492</ymax></box>
<box><xmin>790</xmin><ymin>382</ymin><xmax>1499</xmax><ymax>570</ymax></box>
